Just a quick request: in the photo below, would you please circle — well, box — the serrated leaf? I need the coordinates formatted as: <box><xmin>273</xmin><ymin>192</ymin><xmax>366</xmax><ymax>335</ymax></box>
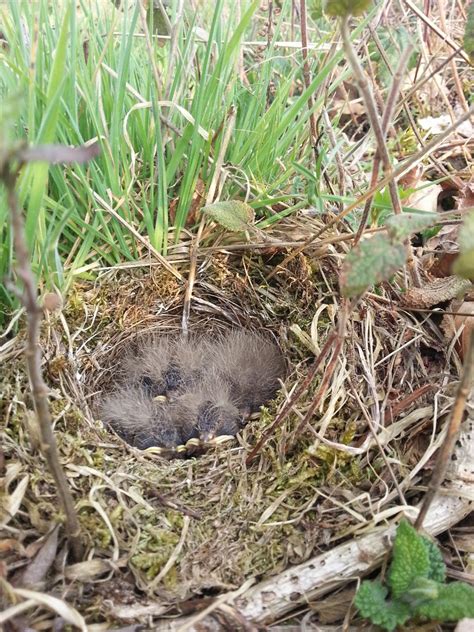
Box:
<box><xmin>453</xmin><ymin>211</ymin><xmax>474</xmax><ymax>279</ymax></box>
<box><xmin>464</xmin><ymin>1</ymin><xmax>474</xmax><ymax>63</ymax></box>
<box><xmin>385</xmin><ymin>212</ymin><xmax>438</xmax><ymax>241</ymax></box>
<box><xmin>422</xmin><ymin>535</ymin><xmax>446</xmax><ymax>583</ymax></box>
<box><xmin>388</xmin><ymin>520</ymin><xmax>431</xmax><ymax>598</ymax></box>
<box><xmin>340</xmin><ymin>234</ymin><xmax>406</xmax><ymax>297</ymax></box>
<box><xmin>415</xmin><ymin>582</ymin><xmax>474</xmax><ymax>620</ymax></box>
<box><xmin>354</xmin><ymin>580</ymin><xmax>411</xmax><ymax>631</ymax></box>
<box><xmin>202</xmin><ymin>200</ymin><xmax>255</xmax><ymax>232</ymax></box>
<box><xmin>324</xmin><ymin>0</ymin><xmax>373</xmax><ymax>18</ymax></box>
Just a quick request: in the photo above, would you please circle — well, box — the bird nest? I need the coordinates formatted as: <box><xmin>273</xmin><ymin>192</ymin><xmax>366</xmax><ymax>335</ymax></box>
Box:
<box><xmin>2</xmin><ymin>233</ymin><xmax>472</xmax><ymax>629</ymax></box>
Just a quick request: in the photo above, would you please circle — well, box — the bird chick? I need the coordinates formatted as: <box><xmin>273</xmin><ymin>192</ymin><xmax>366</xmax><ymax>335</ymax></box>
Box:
<box><xmin>122</xmin><ymin>335</ymin><xmax>211</xmax><ymax>401</ymax></box>
<box><xmin>170</xmin><ymin>375</ymin><xmax>243</xmax><ymax>444</ymax></box>
<box><xmin>210</xmin><ymin>330</ymin><xmax>286</xmax><ymax>417</ymax></box>
<box><xmin>99</xmin><ymin>386</ymin><xmax>181</xmax><ymax>449</ymax></box>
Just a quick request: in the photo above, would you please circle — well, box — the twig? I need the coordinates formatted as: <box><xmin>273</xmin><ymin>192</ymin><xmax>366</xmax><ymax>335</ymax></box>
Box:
<box><xmin>415</xmin><ymin>333</ymin><xmax>474</xmax><ymax>530</ymax></box>
<box><xmin>354</xmin><ymin>44</ymin><xmax>414</xmax><ymax>245</ymax></box>
<box><xmin>2</xmin><ymin>160</ymin><xmax>83</xmax><ymax>561</ymax></box>
<box><xmin>403</xmin><ymin>0</ymin><xmax>471</xmax><ymax>65</ymax></box>
<box><xmin>340</xmin><ymin>16</ymin><xmax>422</xmax><ymax>286</ymax></box>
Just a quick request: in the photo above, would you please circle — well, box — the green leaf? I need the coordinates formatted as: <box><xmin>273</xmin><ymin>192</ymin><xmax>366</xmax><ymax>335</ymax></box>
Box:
<box><xmin>415</xmin><ymin>582</ymin><xmax>474</xmax><ymax>621</ymax></box>
<box><xmin>309</xmin><ymin>0</ymin><xmax>324</xmax><ymax>20</ymax></box>
<box><xmin>385</xmin><ymin>212</ymin><xmax>439</xmax><ymax>241</ymax></box>
<box><xmin>340</xmin><ymin>234</ymin><xmax>406</xmax><ymax>297</ymax></box>
<box><xmin>453</xmin><ymin>211</ymin><xmax>474</xmax><ymax>280</ymax></box>
<box><xmin>422</xmin><ymin>535</ymin><xmax>446</xmax><ymax>583</ymax></box>
<box><xmin>388</xmin><ymin>520</ymin><xmax>431</xmax><ymax>598</ymax></box>
<box><xmin>400</xmin><ymin>576</ymin><xmax>440</xmax><ymax>608</ymax></box>
<box><xmin>202</xmin><ymin>200</ymin><xmax>255</xmax><ymax>232</ymax></box>
<box><xmin>464</xmin><ymin>1</ymin><xmax>474</xmax><ymax>64</ymax></box>
<box><xmin>324</xmin><ymin>0</ymin><xmax>373</xmax><ymax>18</ymax></box>
<box><xmin>354</xmin><ymin>580</ymin><xmax>411</xmax><ymax>631</ymax></box>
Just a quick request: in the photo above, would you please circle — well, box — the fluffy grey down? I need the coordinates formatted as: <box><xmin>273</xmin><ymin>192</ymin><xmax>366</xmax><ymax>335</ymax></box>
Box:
<box><xmin>99</xmin><ymin>330</ymin><xmax>286</xmax><ymax>450</ymax></box>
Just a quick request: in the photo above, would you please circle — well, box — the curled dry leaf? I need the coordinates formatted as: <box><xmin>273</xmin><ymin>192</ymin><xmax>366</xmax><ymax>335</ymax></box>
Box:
<box><xmin>404</xmin><ymin>182</ymin><xmax>442</xmax><ymax>214</ymax></box>
<box><xmin>401</xmin><ymin>276</ymin><xmax>472</xmax><ymax>309</ymax></box>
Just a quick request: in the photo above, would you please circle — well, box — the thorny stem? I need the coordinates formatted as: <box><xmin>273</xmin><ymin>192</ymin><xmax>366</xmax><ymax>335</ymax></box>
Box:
<box><xmin>415</xmin><ymin>334</ymin><xmax>474</xmax><ymax>530</ymax></box>
<box><xmin>340</xmin><ymin>17</ymin><xmax>401</xmax><ymax>213</ymax></box>
<box><xmin>3</xmin><ymin>166</ymin><xmax>83</xmax><ymax>561</ymax></box>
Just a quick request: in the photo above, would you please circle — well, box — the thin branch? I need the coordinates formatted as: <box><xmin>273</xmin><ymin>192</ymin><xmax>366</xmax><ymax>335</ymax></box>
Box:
<box><xmin>2</xmin><ymin>162</ymin><xmax>83</xmax><ymax>561</ymax></box>
<box><xmin>266</xmin><ymin>103</ymin><xmax>474</xmax><ymax>281</ymax></box>
<box><xmin>354</xmin><ymin>44</ymin><xmax>414</xmax><ymax>245</ymax></box>
<box><xmin>340</xmin><ymin>17</ymin><xmax>403</xmax><ymax>219</ymax></box>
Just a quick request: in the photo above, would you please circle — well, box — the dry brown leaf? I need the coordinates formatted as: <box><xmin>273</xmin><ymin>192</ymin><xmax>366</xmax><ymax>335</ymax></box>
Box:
<box><xmin>16</xmin><ymin>525</ymin><xmax>59</xmax><ymax>589</ymax></box>
<box><xmin>401</xmin><ymin>276</ymin><xmax>471</xmax><ymax>309</ymax></box>
<box><xmin>458</xmin><ymin>181</ymin><xmax>474</xmax><ymax>212</ymax></box>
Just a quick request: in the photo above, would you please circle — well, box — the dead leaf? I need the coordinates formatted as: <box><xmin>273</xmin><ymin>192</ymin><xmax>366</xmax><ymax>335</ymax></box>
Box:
<box><xmin>442</xmin><ymin>300</ymin><xmax>474</xmax><ymax>361</ymax></box>
<box><xmin>401</xmin><ymin>276</ymin><xmax>471</xmax><ymax>309</ymax></box>
<box><xmin>16</xmin><ymin>526</ymin><xmax>59</xmax><ymax>589</ymax></box>
<box><xmin>404</xmin><ymin>182</ymin><xmax>442</xmax><ymax>214</ymax></box>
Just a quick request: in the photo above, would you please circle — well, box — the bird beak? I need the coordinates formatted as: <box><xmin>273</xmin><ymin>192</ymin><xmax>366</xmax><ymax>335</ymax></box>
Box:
<box><xmin>153</xmin><ymin>395</ymin><xmax>168</xmax><ymax>402</ymax></box>
<box><xmin>200</xmin><ymin>432</ymin><xmax>215</xmax><ymax>443</ymax></box>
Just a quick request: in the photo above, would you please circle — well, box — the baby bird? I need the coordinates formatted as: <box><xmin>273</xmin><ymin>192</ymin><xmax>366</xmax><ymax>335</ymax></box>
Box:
<box><xmin>99</xmin><ymin>330</ymin><xmax>285</xmax><ymax>452</ymax></box>
<box><xmin>122</xmin><ymin>335</ymin><xmax>211</xmax><ymax>400</ymax></box>
<box><xmin>170</xmin><ymin>374</ymin><xmax>244</xmax><ymax>443</ymax></box>
<box><xmin>99</xmin><ymin>386</ymin><xmax>182</xmax><ymax>449</ymax></box>
<box><xmin>210</xmin><ymin>330</ymin><xmax>286</xmax><ymax>418</ymax></box>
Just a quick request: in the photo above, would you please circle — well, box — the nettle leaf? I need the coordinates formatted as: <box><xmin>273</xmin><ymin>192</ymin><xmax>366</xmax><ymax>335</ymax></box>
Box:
<box><xmin>354</xmin><ymin>580</ymin><xmax>411</xmax><ymax>632</ymax></box>
<box><xmin>202</xmin><ymin>200</ymin><xmax>255</xmax><ymax>232</ymax></box>
<box><xmin>415</xmin><ymin>582</ymin><xmax>474</xmax><ymax>621</ymax></box>
<box><xmin>388</xmin><ymin>520</ymin><xmax>431</xmax><ymax>598</ymax></box>
<box><xmin>340</xmin><ymin>234</ymin><xmax>406</xmax><ymax>297</ymax></box>
<box><xmin>422</xmin><ymin>536</ymin><xmax>446</xmax><ymax>583</ymax></box>
<box><xmin>385</xmin><ymin>212</ymin><xmax>439</xmax><ymax>241</ymax></box>
<box><xmin>453</xmin><ymin>211</ymin><xmax>474</xmax><ymax>280</ymax></box>
<box><xmin>324</xmin><ymin>0</ymin><xmax>373</xmax><ymax>17</ymax></box>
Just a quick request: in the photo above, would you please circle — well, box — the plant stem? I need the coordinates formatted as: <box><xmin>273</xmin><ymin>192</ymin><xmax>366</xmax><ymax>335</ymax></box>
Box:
<box><xmin>3</xmin><ymin>165</ymin><xmax>83</xmax><ymax>561</ymax></box>
<box><xmin>340</xmin><ymin>17</ymin><xmax>403</xmax><ymax>217</ymax></box>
